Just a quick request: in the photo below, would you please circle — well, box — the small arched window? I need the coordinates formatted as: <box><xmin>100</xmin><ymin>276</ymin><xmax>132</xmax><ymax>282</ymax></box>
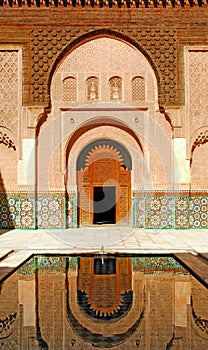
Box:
<box><xmin>63</xmin><ymin>76</ymin><xmax>77</xmax><ymax>102</ymax></box>
<box><xmin>132</xmin><ymin>76</ymin><xmax>145</xmax><ymax>102</ymax></box>
<box><xmin>86</xmin><ymin>77</ymin><xmax>99</xmax><ymax>102</ymax></box>
<box><xmin>109</xmin><ymin>76</ymin><xmax>122</xmax><ymax>102</ymax></box>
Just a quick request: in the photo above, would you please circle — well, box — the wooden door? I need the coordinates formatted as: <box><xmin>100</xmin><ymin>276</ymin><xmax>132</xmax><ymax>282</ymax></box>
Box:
<box><xmin>77</xmin><ymin>155</ymin><xmax>131</xmax><ymax>226</ymax></box>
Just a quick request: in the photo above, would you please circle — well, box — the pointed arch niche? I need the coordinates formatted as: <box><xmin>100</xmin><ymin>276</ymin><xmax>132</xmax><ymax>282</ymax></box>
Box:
<box><xmin>76</xmin><ymin>139</ymin><xmax>132</xmax><ymax>226</ymax></box>
<box><xmin>51</xmin><ymin>36</ymin><xmax>158</xmax><ymax>106</ymax></box>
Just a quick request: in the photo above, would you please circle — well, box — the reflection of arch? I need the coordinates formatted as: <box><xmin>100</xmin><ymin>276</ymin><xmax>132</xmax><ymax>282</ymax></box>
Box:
<box><xmin>65</xmin><ymin>259</ymin><xmax>145</xmax><ymax>348</ymax></box>
<box><xmin>66</xmin><ymin>299</ymin><xmax>144</xmax><ymax>348</ymax></box>
<box><xmin>0</xmin><ymin>312</ymin><xmax>17</xmax><ymax>339</ymax></box>
<box><xmin>190</xmin><ymin>296</ymin><xmax>208</xmax><ymax>340</ymax></box>
<box><xmin>77</xmin><ymin>257</ymin><xmax>132</xmax><ymax>320</ymax></box>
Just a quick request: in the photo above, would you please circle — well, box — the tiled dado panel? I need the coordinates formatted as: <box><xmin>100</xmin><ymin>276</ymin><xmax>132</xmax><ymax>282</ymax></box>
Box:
<box><xmin>0</xmin><ymin>192</ymin><xmax>77</xmax><ymax>229</ymax></box>
<box><xmin>147</xmin><ymin>196</ymin><xmax>175</xmax><ymax>229</ymax></box>
<box><xmin>37</xmin><ymin>192</ymin><xmax>66</xmax><ymax>229</ymax></box>
<box><xmin>0</xmin><ymin>192</ymin><xmax>36</xmax><ymax>229</ymax></box>
<box><xmin>18</xmin><ymin>256</ymin><xmax>78</xmax><ymax>275</ymax></box>
<box><xmin>132</xmin><ymin>257</ymin><xmax>188</xmax><ymax>274</ymax></box>
<box><xmin>37</xmin><ymin>192</ymin><xmax>77</xmax><ymax>229</ymax></box>
<box><xmin>1</xmin><ymin>192</ymin><xmax>207</xmax><ymax>230</ymax></box>
<box><xmin>189</xmin><ymin>197</ymin><xmax>208</xmax><ymax>229</ymax></box>
<box><xmin>133</xmin><ymin>193</ymin><xmax>208</xmax><ymax>229</ymax></box>
<box><xmin>37</xmin><ymin>192</ymin><xmax>76</xmax><ymax>229</ymax></box>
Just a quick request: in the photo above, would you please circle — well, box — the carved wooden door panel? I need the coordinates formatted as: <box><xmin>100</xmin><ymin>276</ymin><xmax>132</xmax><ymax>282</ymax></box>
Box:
<box><xmin>118</xmin><ymin>169</ymin><xmax>131</xmax><ymax>224</ymax></box>
<box><xmin>77</xmin><ymin>167</ymin><xmax>91</xmax><ymax>225</ymax></box>
<box><xmin>77</xmin><ymin>156</ymin><xmax>131</xmax><ymax>226</ymax></box>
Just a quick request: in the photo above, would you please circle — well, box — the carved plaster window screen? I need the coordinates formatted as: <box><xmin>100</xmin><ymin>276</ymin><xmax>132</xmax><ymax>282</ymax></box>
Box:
<box><xmin>109</xmin><ymin>76</ymin><xmax>122</xmax><ymax>102</ymax></box>
<box><xmin>132</xmin><ymin>76</ymin><xmax>145</xmax><ymax>102</ymax></box>
<box><xmin>86</xmin><ymin>76</ymin><xmax>99</xmax><ymax>102</ymax></box>
<box><xmin>63</xmin><ymin>76</ymin><xmax>77</xmax><ymax>102</ymax></box>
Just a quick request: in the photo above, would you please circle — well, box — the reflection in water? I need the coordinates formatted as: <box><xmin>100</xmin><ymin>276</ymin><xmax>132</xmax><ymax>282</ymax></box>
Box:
<box><xmin>0</xmin><ymin>256</ymin><xmax>208</xmax><ymax>349</ymax></box>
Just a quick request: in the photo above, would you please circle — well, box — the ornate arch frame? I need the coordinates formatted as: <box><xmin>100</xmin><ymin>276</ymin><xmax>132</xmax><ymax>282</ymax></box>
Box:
<box><xmin>47</xmin><ymin>29</ymin><xmax>162</xmax><ymax>107</ymax></box>
<box><xmin>64</xmin><ymin>118</ymin><xmax>143</xmax><ymax>227</ymax></box>
<box><xmin>30</xmin><ymin>26</ymin><xmax>178</xmax><ymax>109</ymax></box>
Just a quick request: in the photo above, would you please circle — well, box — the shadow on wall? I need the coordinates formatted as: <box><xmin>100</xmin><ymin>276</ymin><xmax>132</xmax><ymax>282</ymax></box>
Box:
<box><xmin>0</xmin><ymin>171</ymin><xmax>14</xmax><ymax>233</ymax></box>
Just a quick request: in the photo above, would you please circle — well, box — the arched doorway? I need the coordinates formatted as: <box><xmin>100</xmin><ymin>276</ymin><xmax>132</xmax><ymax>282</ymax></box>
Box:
<box><xmin>44</xmin><ymin>34</ymin><xmax>159</xmax><ymax>229</ymax></box>
<box><xmin>77</xmin><ymin>140</ymin><xmax>132</xmax><ymax>226</ymax></box>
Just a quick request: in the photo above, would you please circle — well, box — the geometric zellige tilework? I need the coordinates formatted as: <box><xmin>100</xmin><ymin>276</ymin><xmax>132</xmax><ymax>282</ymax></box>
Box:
<box><xmin>189</xmin><ymin>197</ymin><xmax>208</xmax><ymax>229</ymax></box>
<box><xmin>0</xmin><ymin>195</ymin><xmax>18</xmax><ymax>229</ymax></box>
<box><xmin>37</xmin><ymin>193</ymin><xmax>66</xmax><ymax>229</ymax></box>
<box><xmin>0</xmin><ymin>194</ymin><xmax>35</xmax><ymax>229</ymax></box>
<box><xmin>133</xmin><ymin>194</ymin><xmax>208</xmax><ymax>229</ymax></box>
<box><xmin>1</xmin><ymin>192</ymin><xmax>207</xmax><ymax>230</ymax></box>
<box><xmin>19</xmin><ymin>197</ymin><xmax>36</xmax><ymax>229</ymax></box>
<box><xmin>175</xmin><ymin>197</ymin><xmax>189</xmax><ymax>229</ymax></box>
<box><xmin>133</xmin><ymin>196</ymin><xmax>146</xmax><ymax>228</ymax></box>
<box><xmin>146</xmin><ymin>197</ymin><xmax>175</xmax><ymax>229</ymax></box>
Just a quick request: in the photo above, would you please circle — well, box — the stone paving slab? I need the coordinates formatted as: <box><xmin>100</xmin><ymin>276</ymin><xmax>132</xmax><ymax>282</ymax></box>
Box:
<box><xmin>0</xmin><ymin>227</ymin><xmax>207</xmax><ymax>283</ymax></box>
<box><xmin>0</xmin><ymin>227</ymin><xmax>207</xmax><ymax>274</ymax></box>
<box><xmin>0</xmin><ymin>228</ymin><xmax>208</xmax><ymax>252</ymax></box>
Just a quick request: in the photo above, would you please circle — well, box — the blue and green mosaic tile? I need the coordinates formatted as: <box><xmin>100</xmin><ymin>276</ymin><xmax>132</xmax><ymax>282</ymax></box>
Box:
<box><xmin>190</xmin><ymin>197</ymin><xmax>208</xmax><ymax>229</ymax></box>
<box><xmin>37</xmin><ymin>192</ymin><xmax>66</xmax><ymax>229</ymax></box>
<box><xmin>175</xmin><ymin>196</ymin><xmax>189</xmax><ymax>228</ymax></box>
<box><xmin>147</xmin><ymin>196</ymin><xmax>174</xmax><ymax>229</ymax></box>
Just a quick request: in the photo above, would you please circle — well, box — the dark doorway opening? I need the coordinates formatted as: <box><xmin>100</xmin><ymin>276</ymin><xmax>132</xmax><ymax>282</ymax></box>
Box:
<box><xmin>93</xmin><ymin>186</ymin><xmax>116</xmax><ymax>224</ymax></box>
<box><xmin>94</xmin><ymin>257</ymin><xmax>116</xmax><ymax>274</ymax></box>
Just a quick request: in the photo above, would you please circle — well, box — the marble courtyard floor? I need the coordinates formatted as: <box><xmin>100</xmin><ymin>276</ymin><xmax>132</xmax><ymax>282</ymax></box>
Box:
<box><xmin>0</xmin><ymin>227</ymin><xmax>208</xmax><ymax>285</ymax></box>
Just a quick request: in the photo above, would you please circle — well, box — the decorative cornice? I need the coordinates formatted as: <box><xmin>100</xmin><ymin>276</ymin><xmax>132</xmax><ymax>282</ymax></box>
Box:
<box><xmin>0</xmin><ymin>0</ymin><xmax>207</xmax><ymax>8</ymax></box>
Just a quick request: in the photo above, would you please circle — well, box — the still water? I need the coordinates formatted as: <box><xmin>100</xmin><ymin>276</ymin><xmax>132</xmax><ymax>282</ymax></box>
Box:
<box><xmin>0</xmin><ymin>255</ymin><xmax>208</xmax><ymax>350</ymax></box>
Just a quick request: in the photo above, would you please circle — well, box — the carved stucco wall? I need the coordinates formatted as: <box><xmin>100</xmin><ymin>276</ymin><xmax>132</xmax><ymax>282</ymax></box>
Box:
<box><xmin>45</xmin><ymin>37</ymin><xmax>173</xmax><ymax>193</ymax></box>
<box><xmin>0</xmin><ymin>50</ymin><xmax>20</xmax><ymax>132</ymax></box>
<box><xmin>49</xmin><ymin>126</ymin><xmax>144</xmax><ymax>191</ymax></box>
<box><xmin>51</xmin><ymin>36</ymin><xmax>157</xmax><ymax>105</ymax></box>
<box><xmin>186</xmin><ymin>49</ymin><xmax>208</xmax><ymax>153</ymax></box>
<box><xmin>187</xmin><ymin>50</ymin><xmax>208</xmax><ymax>136</ymax></box>
<box><xmin>185</xmin><ymin>49</ymin><xmax>208</xmax><ymax>189</ymax></box>
<box><xmin>191</xmin><ymin>143</ymin><xmax>208</xmax><ymax>190</ymax></box>
<box><xmin>0</xmin><ymin>49</ymin><xmax>20</xmax><ymax>189</ymax></box>
<box><xmin>30</xmin><ymin>28</ymin><xmax>177</xmax><ymax>107</ymax></box>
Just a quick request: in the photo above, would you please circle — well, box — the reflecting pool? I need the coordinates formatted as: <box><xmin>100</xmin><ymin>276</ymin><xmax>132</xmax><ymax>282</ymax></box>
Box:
<box><xmin>0</xmin><ymin>255</ymin><xmax>208</xmax><ymax>349</ymax></box>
